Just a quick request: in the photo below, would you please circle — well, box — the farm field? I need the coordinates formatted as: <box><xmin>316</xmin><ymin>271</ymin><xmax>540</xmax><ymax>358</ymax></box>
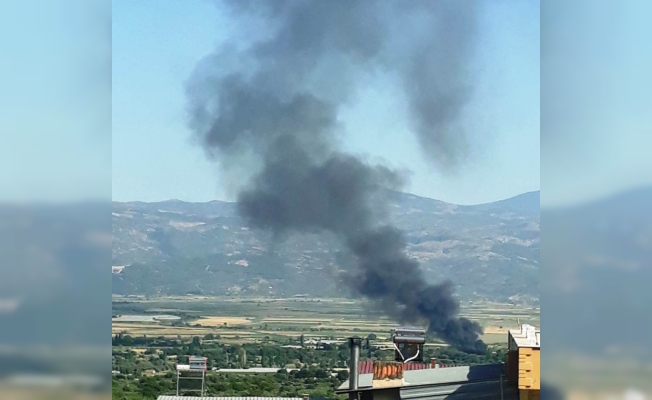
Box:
<box><xmin>112</xmin><ymin>296</ymin><xmax>539</xmax><ymax>346</ymax></box>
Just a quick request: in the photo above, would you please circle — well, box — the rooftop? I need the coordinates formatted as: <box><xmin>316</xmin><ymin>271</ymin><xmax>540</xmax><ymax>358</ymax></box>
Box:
<box><xmin>337</xmin><ymin>363</ymin><xmax>506</xmax><ymax>392</ymax></box>
<box><xmin>356</xmin><ymin>360</ymin><xmax>454</xmax><ymax>375</ymax></box>
<box><xmin>508</xmin><ymin>324</ymin><xmax>540</xmax><ymax>349</ymax></box>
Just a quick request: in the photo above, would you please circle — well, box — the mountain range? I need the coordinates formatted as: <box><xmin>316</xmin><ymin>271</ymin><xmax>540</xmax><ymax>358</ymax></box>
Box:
<box><xmin>112</xmin><ymin>190</ymin><xmax>540</xmax><ymax>303</ymax></box>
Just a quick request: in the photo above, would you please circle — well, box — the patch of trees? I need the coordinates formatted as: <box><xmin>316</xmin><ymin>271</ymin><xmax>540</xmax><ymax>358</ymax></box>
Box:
<box><xmin>112</xmin><ymin>336</ymin><xmax>507</xmax><ymax>399</ymax></box>
<box><xmin>112</xmin><ymin>369</ymin><xmax>345</xmax><ymax>400</ymax></box>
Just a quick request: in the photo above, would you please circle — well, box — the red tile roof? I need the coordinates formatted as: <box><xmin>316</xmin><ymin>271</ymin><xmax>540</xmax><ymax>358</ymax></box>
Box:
<box><xmin>357</xmin><ymin>360</ymin><xmax>457</xmax><ymax>375</ymax></box>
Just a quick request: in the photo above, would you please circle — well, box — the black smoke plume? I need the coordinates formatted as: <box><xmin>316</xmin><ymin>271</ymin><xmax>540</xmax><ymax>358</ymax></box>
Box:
<box><xmin>187</xmin><ymin>0</ymin><xmax>485</xmax><ymax>353</ymax></box>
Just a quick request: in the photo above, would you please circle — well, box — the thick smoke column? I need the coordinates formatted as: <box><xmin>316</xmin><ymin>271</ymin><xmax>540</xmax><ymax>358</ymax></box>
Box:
<box><xmin>187</xmin><ymin>0</ymin><xmax>485</xmax><ymax>353</ymax></box>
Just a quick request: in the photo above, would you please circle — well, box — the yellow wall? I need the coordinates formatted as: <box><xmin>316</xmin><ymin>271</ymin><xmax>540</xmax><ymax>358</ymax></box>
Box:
<box><xmin>518</xmin><ymin>347</ymin><xmax>540</xmax><ymax>390</ymax></box>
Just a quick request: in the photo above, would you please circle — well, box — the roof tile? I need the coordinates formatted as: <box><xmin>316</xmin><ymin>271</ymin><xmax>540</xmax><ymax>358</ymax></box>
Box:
<box><xmin>357</xmin><ymin>360</ymin><xmax>455</xmax><ymax>375</ymax></box>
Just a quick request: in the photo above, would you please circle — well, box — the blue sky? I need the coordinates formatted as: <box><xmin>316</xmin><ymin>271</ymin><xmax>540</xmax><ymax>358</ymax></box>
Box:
<box><xmin>0</xmin><ymin>0</ymin><xmax>111</xmax><ymax>202</ymax></box>
<box><xmin>112</xmin><ymin>0</ymin><xmax>540</xmax><ymax>205</ymax></box>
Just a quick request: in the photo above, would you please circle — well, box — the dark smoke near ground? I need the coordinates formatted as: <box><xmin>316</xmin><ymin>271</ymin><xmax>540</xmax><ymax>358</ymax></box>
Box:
<box><xmin>187</xmin><ymin>0</ymin><xmax>486</xmax><ymax>353</ymax></box>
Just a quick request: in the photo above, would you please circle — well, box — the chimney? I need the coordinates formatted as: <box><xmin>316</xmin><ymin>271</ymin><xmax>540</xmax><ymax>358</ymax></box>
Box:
<box><xmin>348</xmin><ymin>337</ymin><xmax>362</xmax><ymax>396</ymax></box>
<box><xmin>430</xmin><ymin>357</ymin><xmax>437</xmax><ymax>369</ymax></box>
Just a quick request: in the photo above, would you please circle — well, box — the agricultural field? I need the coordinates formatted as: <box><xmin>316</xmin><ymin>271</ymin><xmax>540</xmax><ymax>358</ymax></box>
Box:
<box><xmin>112</xmin><ymin>296</ymin><xmax>539</xmax><ymax>346</ymax></box>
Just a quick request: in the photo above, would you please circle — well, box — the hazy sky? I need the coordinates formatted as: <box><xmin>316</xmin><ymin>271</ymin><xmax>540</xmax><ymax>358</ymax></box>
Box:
<box><xmin>0</xmin><ymin>0</ymin><xmax>111</xmax><ymax>202</ymax></box>
<box><xmin>112</xmin><ymin>0</ymin><xmax>540</xmax><ymax>205</ymax></box>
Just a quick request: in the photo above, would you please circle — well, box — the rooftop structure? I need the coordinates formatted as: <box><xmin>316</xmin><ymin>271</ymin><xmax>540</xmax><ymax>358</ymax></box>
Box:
<box><xmin>336</xmin><ymin>363</ymin><xmax>517</xmax><ymax>399</ymax></box>
<box><xmin>341</xmin><ymin>324</ymin><xmax>541</xmax><ymax>400</ymax></box>
<box><xmin>189</xmin><ymin>356</ymin><xmax>209</xmax><ymax>370</ymax></box>
<box><xmin>508</xmin><ymin>324</ymin><xmax>540</xmax><ymax>349</ymax></box>
<box><xmin>175</xmin><ymin>356</ymin><xmax>208</xmax><ymax>395</ymax></box>
<box><xmin>392</xmin><ymin>327</ymin><xmax>426</xmax><ymax>363</ymax></box>
<box><xmin>506</xmin><ymin>324</ymin><xmax>541</xmax><ymax>399</ymax></box>
<box><xmin>356</xmin><ymin>360</ymin><xmax>455</xmax><ymax>375</ymax></box>
<box><xmin>341</xmin><ymin>329</ymin><xmax>517</xmax><ymax>400</ymax></box>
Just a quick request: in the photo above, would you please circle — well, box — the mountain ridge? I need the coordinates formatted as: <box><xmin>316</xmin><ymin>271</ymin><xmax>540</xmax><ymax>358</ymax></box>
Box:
<box><xmin>112</xmin><ymin>190</ymin><xmax>540</xmax><ymax>303</ymax></box>
<box><xmin>114</xmin><ymin>190</ymin><xmax>541</xmax><ymax>208</ymax></box>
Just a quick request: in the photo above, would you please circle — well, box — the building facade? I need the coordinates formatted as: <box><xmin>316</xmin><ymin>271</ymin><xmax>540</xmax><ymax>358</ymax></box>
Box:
<box><xmin>506</xmin><ymin>324</ymin><xmax>540</xmax><ymax>400</ymax></box>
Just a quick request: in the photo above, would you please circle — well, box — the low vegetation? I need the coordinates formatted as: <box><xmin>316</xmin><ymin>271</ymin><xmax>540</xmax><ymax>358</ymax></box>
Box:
<box><xmin>112</xmin><ymin>335</ymin><xmax>508</xmax><ymax>400</ymax></box>
<box><xmin>110</xmin><ymin>297</ymin><xmax>536</xmax><ymax>399</ymax></box>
